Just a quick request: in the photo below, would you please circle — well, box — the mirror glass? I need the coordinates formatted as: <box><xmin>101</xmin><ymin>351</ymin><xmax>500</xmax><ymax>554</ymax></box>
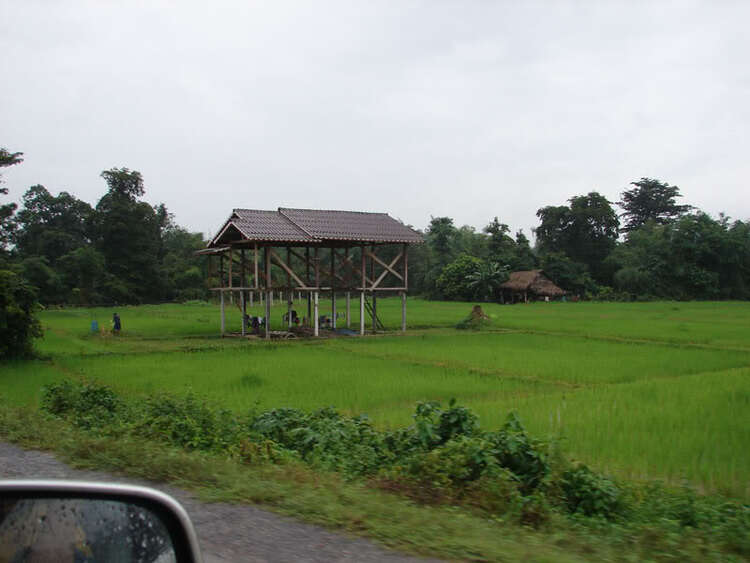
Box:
<box><xmin>0</xmin><ymin>496</ymin><xmax>176</xmax><ymax>563</ymax></box>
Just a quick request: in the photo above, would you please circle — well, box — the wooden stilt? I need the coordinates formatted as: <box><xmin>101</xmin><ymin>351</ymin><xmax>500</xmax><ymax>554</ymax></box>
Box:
<box><xmin>372</xmin><ymin>292</ymin><xmax>377</xmax><ymax>333</ymax></box>
<box><xmin>346</xmin><ymin>292</ymin><xmax>351</xmax><ymax>328</ymax></box>
<box><xmin>313</xmin><ymin>291</ymin><xmax>319</xmax><ymax>337</ymax></box>
<box><xmin>401</xmin><ymin>291</ymin><xmax>406</xmax><ymax>332</ymax></box>
<box><xmin>359</xmin><ymin>292</ymin><xmax>365</xmax><ymax>336</ymax></box>
<box><xmin>306</xmin><ymin>248</ymin><xmax>312</xmax><ymax>326</ymax></box>
<box><xmin>265</xmin><ymin>247</ymin><xmax>271</xmax><ymax>339</ymax></box>
<box><xmin>241</xmin><ymin>290</ymin><xmax>246</xmax><ymax>336</ymax></box>
<box><xmin>287</xmin><ymin>293</ymin><xmax>292</xmax><ymax>329</ymax></box>
<box><xmin>330</xmin><ymin>247</ymin><xmax>336</xmax><ymax>330</ymax></box>
<box><xmin>360</xmin><ymin>245</ymin><xmax>366</xmax><ymax>336</ymax></box>
<box><xmin>220</xmin><ymin>291</ymin><xmax>225</xmax><ymax>336</ymax></box>
<box><xmin>250</xmin><ymin>291</ymin><xmax>254</xmax><ymax>307</ymax></box>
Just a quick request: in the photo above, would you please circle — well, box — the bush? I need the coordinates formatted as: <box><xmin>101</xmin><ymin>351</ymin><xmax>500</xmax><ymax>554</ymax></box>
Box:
<box><xmin>560</xmin><ymin>465</ymin><xmax>622</xmax><ymax>519</ymax></box>
<box><xmin>42</xmin><ymin>379</ymin><xmax>124</xmax><ymax>430</ymax></box>
<box><xmin>0</xmin><ymin>269</ymin><xmax>42</xmax><ymax>359</ymax></box>
<box><xmin>133</xmin><ymin>393</ymin><xmax>242</xmax><ymax>452</ymax></box>
<box><xmin>485</xmin><ymin>412</ymin><xmax>550</xmax><ymax>493</ymax></box>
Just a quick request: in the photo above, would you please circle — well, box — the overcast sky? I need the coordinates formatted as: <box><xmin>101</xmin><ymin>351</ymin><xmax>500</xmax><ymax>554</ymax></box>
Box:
<box><xmin>2</xmin><ymin>1</ymin><xmax>748</xmax><ymax>239</ymax></box>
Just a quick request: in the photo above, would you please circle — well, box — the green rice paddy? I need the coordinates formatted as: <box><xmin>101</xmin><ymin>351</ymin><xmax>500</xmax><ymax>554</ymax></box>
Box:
<box><xmin>2</xmin><ymin>298</ymin><xmax>749</xmax><ymax>497</ymax></box>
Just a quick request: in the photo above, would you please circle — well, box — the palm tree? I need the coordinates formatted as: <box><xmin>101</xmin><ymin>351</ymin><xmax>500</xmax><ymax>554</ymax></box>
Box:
<box><xmin>467</xmin><ymin>261</ymin><xmax>509</xmax><ymax>302</ymax></box>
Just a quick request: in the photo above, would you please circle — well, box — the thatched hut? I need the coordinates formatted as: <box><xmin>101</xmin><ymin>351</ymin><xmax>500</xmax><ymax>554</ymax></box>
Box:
<box><xmin>499</xmin><ymin>269</ymin><xmax>566</xmax><ymax>303</ymax></box>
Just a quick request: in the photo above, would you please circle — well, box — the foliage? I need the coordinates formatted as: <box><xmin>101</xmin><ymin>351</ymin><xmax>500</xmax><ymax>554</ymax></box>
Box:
<box><xmin>434</xmin><ymin>254</ymin><xmax>482</xmax><ymax>300</ymax></box>
<box><xmin>535</xmin><ymin>192</ymin><xmax>619</xmax><ymax>284</ymax></box>
<box><xmin>13</xmin><ymin>185</ymin><xmax>93</xmax><ymax>262</ymax></box>
<box><xmin>7</xmin><ymin>165</ymin><xmax>207</xmax><ymax>305</ymax></box>
<box><xmin>609</xmin><ymin>213</ymin><xmax>750</xmax><ymax>300</ymax></box>
<box><xmin>41</xmin><ymin>379</ymin><xmax>123</xmax><ymax>430</ymax></box>
<box><xmin>35</xmin><ymin>378</ymin><xmax>750</xmax><ymax>558</ymax></box>
<box><xmin>0</xmin><ymin>148</ymin><xmax>24</xmax><ymax>253</ymax></box>
<box><xmin>560</xmin><ymin>465</ymin><xmax>622</xmax><ymax>518</ymax></box>
<box><xmin>0</xmin><ymin>269</ymin><xmax>42</xmax><ymax>358</ymax></box>
<box><xmin>466</xmin><ymin>261</ymin><xmax>508</xmax><ymax>302</ymax></box>
<box><xmin>541</xmin><ymin>252</ymin><xmax>597</xmax><ymax>296</ymax></box>
<box><xmin>618</xmin><ymin>178</ymin><xmax>692</xmax><ymax>234</ymax></box>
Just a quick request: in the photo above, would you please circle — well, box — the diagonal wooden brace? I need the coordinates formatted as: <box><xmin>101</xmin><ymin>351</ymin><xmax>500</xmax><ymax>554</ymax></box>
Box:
<box><xmin>269</xmin><ymin>248</ymin><xmax>306</xmax><ymax>288</ymax></box>
<box><xmin>370</xmin><ymin>251</ymin><xmax>403</xmax><ymax>288</ymax></box>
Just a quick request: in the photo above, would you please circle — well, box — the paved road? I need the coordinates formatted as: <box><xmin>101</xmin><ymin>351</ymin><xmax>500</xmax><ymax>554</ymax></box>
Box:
<box><xmin>0</xmin><ymin>442</ymin><xmax>440</xmax><ymax>563</ymax></box>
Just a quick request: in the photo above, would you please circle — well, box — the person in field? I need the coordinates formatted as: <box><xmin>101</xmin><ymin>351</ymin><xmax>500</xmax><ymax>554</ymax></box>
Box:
<box><xmin>112</xmin><ymin>313</ymin><xmax>121</xmax><ymax>335</ymax></box>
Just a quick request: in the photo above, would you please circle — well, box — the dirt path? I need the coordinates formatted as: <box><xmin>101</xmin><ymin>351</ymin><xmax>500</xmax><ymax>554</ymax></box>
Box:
<box><xmin>0</xmin><ymin>442</ymin><xmax>440</xmax><ymax>563</ymax></box>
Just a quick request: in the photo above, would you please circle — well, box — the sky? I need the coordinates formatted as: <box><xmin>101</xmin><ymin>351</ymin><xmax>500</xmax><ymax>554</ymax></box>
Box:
<box><xmin>1</xmin><ymin>1</ymin><xmax>748</xmax><ymax>240</ymax></box>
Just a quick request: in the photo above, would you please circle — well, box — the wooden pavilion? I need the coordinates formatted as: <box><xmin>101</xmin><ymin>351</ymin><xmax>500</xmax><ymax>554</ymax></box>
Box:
<box><xmin>198</xmin><ymin>207</ymin><xmax>424</xmax><ymax>338</ymax></box>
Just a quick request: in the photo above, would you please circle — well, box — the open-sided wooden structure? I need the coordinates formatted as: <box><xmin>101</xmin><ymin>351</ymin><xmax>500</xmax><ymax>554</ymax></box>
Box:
<box><xmin>198</xmin><ymin>208</ymin><xmax>423</xmax><ymax>338</ymax></box>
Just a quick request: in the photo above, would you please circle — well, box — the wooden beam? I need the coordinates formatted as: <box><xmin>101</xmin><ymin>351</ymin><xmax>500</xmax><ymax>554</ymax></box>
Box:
<box><xmin>341</xmin><ymin>252</ymin><xmax>373</xmax><ymax>286</ymax></box>
<box><xmin>371</xmin><ymin>251</ymin><xmax>403</xmax><ymax>289</ymax></box>
<box><xmin>269</xmin><ymin>248</ymin><xmax>306</xmax><ymax>288</ymax></box>
<box><xmin>365</xmin><ymin>248</ymin><xmax>404</xmax><ymax>282</ymax></box>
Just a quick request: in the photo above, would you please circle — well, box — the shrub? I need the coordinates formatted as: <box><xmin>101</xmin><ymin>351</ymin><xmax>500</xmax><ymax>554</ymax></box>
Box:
<box><xmin>485</xmin><ymin>412</ymin><xmax>549</xmax><ymax>493</ymax></box>
<box><xmin>134</xmin><ymin>392</ymin><xmax>241</xmax><ymax>452</ymax></box>
<box><xmin>41</xmin><ymin>379</ymin><xmax>124</xmax><ymax>431</ymax></box>
<box><xmin>560</xmin><ymin>465</ymin><xmax>622</xmax><ymax>519</ymax></box>
<box><xmin>0</xmin><ymin>269</ymin><xmax>42</xmax><ymax>359</ymax></box>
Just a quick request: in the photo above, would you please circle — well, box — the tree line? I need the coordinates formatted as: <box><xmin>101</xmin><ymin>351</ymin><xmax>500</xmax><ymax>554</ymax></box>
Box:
<box><xmin>1</xmin><ymin>149</ymin><xmax>207</xmax><ymax>310</ymax></box>
<box><xmin>406</xmin><ymin>179</ymin><xmax>750</xmax><ymax>302</ymax></box>
<box><xmin>3</xmin><ymin>144</ymin><xmax>750</xmax><ymax>356</ymax></box>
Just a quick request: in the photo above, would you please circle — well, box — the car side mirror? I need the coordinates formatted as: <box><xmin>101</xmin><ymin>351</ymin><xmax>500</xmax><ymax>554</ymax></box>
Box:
<box><xmin>0</xmin><ymin>480</ymin><xmax>202</xmax><ymax>563</ymax></box>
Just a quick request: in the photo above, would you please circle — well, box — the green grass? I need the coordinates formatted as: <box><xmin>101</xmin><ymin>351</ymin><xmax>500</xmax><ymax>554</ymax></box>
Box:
<box><xmin>2</xmin><ymin>299</ymin><xmax>749</xmax><ymax>498</ymax></box>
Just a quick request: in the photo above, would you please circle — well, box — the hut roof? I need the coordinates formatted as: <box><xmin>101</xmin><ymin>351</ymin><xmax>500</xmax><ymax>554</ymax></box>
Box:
<box><xmin>208</xmin><ymin>207</ymin><xmax>423</xmax><ymax>247</ymax></box>
<box><xmin>500</xmin><ymin>270</ymin><xmax>566</xmax><ymax>296</ymax></box>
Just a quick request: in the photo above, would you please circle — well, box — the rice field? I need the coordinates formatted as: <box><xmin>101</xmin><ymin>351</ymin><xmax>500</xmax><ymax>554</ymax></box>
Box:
<box><xmin>2</xmin><ymin>298</ymin><xmax>749</xmax><ymax>497</ymax></box>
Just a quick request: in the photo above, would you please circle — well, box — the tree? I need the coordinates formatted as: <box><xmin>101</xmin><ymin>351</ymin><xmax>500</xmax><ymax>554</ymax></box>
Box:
<box><xmin>91</xmin><ymin>168</ymin><xmax>165</xmax><ymax>303</ymax></box>
<box><xmin>14</xmin><ymin>185</ymin><xmax>93</xmax><ymax>262</ymax></box>
<box><xmin>618</xmin><ymin>178</ymin><xmax>692</xmax><ymax>233</ymax></box>
<box><xmin>0</xmin><ymin>269</ymin><xmax>42</xmax><ymax>358</ymax></box>
<box><xmin>0</xmin><ymin>148</ymin><xmax>23</xmax><ymax>253</ymax></box>
<box><xmin>467</xmin><ymin>261</ymin><xmax>509</xmax><ymax>302</ymax></box>
<box><xmin>435</xmin><ymin>254</ymin><xmax>482</xmax><ymax>301</ymax></box>
<box><xmin>541</xmin><ymin>252</ymin><xmax>597</xmax><ymax>297</ymax></box>
<box><xmin>513</xmin><ymin>230</ymin><xmax>537</xmax><ymax>270</ymax></box>
<box><xmin>535</xmin><ymin>192</ymin><xmax>619</xmax><ymax>283</ymax></box>
<box><xmin>483</xmin><ymin>217</ymin><xmax>516</xmax><ymax>265</ymax></box>
<box><xmin>608</xmin><ymin>213</ymin><xmax>749</xmax><ymax>300</ymax></box>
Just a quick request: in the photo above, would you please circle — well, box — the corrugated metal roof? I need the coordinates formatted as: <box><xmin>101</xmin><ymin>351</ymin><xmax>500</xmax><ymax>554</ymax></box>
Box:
<box><xmin>209</xmin><ymin>207</ymin><xmax>423</xmax><ymax>246</ymax></box>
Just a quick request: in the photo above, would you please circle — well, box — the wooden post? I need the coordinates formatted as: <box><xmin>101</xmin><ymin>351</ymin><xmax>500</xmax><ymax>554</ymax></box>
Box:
<box><xmin>254</xmin><ymin>243</ymin><xmax>259</xmax><ymax>289</ymax></box>
<box><xmin>241</xmin><ymin>290</ymin><xmax>246</xmax><ymax>336</ymax></box>
<box><xmin>346</xmin><ymin>292</ymin><xmax>351</xmax><ymax>328</ymax></box>
<box><xmin>313</xmin><ymin>291</ymin><xmax>319</xmax><ymax>337</ymax></box>
<box><xmin>401</xmin><ymin>291</ymin><xmax>406</xmax><ymax>332</ymax></box>
<box><xmin>360</xmin><ymin>245</ymin><xmax>366</xmax><ymax>336</ymax></box>
<box><xmin>359</xmin><ymin>291</ymin><xmax>365</xmax><ymax>336</ymax></box>
<box><xmin>250</xmin><ymin>291</ymin><xmax>254</xmax><ymax>307</ymax></box>
<box><xmin>220</xmin><ymin>290</ymin><xmax>225</xmax><ymax>336</ymax></box>
<box><xmin>370</xmin><ymin>246</ymin><xmax>377</xmax><ymax>332</ymax></box>
<box><xmin>265</xmin><ymin>247</ymin><xmax>271</xmax><ymax>339</ymax></box>
<box><xmin>330</xmin><ymin>247</ymin><xmax>336</xmax><ymax>330</ymax></box>
<box><xmin>306</xmin><ymin>247</ymin><xmax>312</xmax><ymax>326</ymax></box>
<box><xmin>228</xmin><ymin>248</ymin><xmax>233</xmax><ymax>305</ymax></box>
<box><xmin>403</xmin><ymin>244</ymin><xmax>408</xmax><ymax>290</ymax></box>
